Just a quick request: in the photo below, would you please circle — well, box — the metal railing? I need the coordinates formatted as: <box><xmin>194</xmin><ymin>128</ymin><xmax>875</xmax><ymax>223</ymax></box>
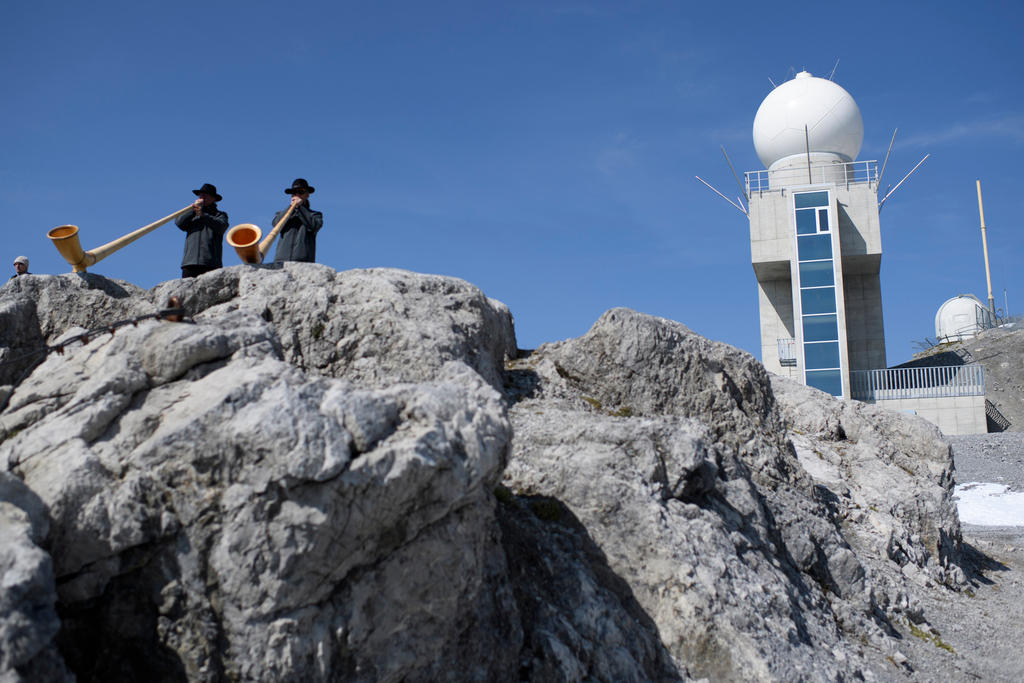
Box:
<box><xmin>850</xmin><ymin>364</ymin><xmax>985</xmax><ymax>401</ymax></box>
<box><xmin>777</xmin><ymin>338</ymin><xmax>796</xmax><ymax>366</ymax></box>
<box><xmin>746</xmin><ymin>160</ymin><xmax>878</xmax><ymax>195</ymax></box>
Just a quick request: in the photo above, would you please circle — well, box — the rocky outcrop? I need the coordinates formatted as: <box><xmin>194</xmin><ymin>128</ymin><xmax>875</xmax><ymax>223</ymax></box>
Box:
<box><xmin>1</xmin><ymin>266</ymin><xmax>522</xmax><ymax>681</ymax></box>
<box><xmin>770</xmin><ymin>375</ymin><xmax>964</xmax><ymax>588</ymax></box>
<box><xmin>150</xmin><ymin>264</ymin><xmax>517</xmax><ymax>391</ymax></box>
<box><xmin>1</xmin><ymin>271</ymin><xmax>974</xmax><ymax>681</ymax></box>
<box><xmin>0</xmin><ymin>274</ymin><xmax>149</xmax><ymax>391</ymax></box>
<box><xmin>503</xmin><ymin>308</ymin><xmax>968</xmax><ymax>680</ymax></box>
<box><xmin>0</xmin><ymin>471</ymin><xmax>72</xmax><ymax>682</ymax></box>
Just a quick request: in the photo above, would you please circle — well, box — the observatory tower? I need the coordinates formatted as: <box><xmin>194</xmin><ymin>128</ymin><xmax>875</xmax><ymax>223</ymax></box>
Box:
<box><xmin>747</xmin><ymin>71</ymin><xmax>885</xmax><ymax>398</ymax></box>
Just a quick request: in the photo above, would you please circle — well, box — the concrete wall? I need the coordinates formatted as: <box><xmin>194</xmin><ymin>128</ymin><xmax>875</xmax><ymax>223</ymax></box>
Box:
<box><xmin>842</xmin><ymin>272</ymin><xmax>886</xmax><ymax>372</ymax></box>
<box><xmin>757</xmin><ymin>278</ymin><xmax>794</xmax><ymax>374</ymax></box>
<box><xmin>834</xmin><ymin>184</ymin><xmax>881</xmax><ymax>264</ymax></box>
<box><xmin>862</xmin><ymin>395</ymin><xmax>988</xmax><ymax>435</ymax></box>
<box><xmin>749</xmin><ymin>191</ymin><xmax>793</xmax><ymax>272</ymax></box>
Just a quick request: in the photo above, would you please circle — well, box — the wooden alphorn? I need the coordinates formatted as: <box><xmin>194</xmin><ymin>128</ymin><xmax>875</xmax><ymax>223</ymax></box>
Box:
<box><xmin>48</xmin><ymin>204</ymin><xmax>194</xmax><ymax>273</ymax></box>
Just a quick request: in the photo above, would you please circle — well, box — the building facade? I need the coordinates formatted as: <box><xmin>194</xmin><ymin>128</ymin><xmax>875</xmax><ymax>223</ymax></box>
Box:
<box><xmin>747</xmin><ymin>71</ymin><xmax>884</xmax><ymax>399</ymax></box>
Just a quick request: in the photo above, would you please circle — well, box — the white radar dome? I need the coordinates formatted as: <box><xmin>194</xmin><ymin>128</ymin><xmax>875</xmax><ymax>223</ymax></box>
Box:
<box><xmin>752</xmin><ymin>71</ymin><xmax>863</xmax><ymax>169</ymax></box>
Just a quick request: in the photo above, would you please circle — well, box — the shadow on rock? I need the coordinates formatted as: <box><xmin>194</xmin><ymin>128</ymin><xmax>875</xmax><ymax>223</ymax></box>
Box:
<box><xmin>496</xmin><ymin>490</ymin><xmax>684</xmax><ymax>682</ymax></box>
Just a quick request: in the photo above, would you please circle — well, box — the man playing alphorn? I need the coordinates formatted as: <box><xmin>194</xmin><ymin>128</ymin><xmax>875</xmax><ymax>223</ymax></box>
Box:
<box><xmin>273</xmin><ymin>178</ymin><xmax>323</xmax><ymax>263</ymax></box>
<box><xmin>176</xmin><ymin>183</ymin><xmax>229</xmax><ymax>278</ymax></box>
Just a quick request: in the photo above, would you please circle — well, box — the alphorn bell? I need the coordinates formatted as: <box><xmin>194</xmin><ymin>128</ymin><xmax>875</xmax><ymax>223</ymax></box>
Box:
<box><xmin>226</xmin><ymin>201</ymin><xmax>298</xmax><ymax>264</ymax></box>
<box><xmin>48</xmin><ymin>205</ymin><xmax>195</xmax><ymax>273</ymax></box>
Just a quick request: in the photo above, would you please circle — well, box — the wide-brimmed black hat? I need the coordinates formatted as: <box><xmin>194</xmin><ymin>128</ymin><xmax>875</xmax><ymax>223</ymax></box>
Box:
<box><xmin>192</xmin><ymin>183</ymin><xmax>223</xmax><ymax>202</ymax></box>
<box><xmin>285</xmin><ymin>178</ymin><xmax>315</xmax><ymax>195</ymax></box>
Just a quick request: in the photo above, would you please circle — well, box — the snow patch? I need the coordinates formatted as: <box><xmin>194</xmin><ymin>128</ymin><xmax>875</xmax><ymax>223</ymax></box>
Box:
<box><xmin>954</xmin><ymin>482</ymin><xmax>1024</xmax><ymax>527</ymax></box>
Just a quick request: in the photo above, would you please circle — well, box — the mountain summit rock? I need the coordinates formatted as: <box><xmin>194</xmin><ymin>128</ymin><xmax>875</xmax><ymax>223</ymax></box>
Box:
<box><xmin>0</xmin><ymin>265</ymin><xmax>975</xmax><ymax>681</ymax></box>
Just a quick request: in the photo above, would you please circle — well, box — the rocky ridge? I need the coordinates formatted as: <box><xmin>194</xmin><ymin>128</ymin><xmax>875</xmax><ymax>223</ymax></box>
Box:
<box><xmin>0</xmin><ymin>265</ymin><xmax>998</xmax><ymax>681</ymax></box>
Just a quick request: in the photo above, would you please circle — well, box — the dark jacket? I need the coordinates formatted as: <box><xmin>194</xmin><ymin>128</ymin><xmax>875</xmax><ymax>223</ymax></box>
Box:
<box><xmin>176</xmin><ymin>204</ymin><xmax>229</xmax><ymax>267</ymax></box>
<box><xmin>8</xmin><ymin>272</ymin><xmax>31</xmax><ymax>280</ymax></box>
<box><xmin>272</xmin><ymin>203</ymin><xmax>323</xmax><ymax>263</ymax></box>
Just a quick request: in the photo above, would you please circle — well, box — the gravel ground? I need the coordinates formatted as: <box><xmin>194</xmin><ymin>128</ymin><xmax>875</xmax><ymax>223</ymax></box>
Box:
<box><xmin>950</xmin><ymin>432</ymin><xmax>1024</xmax><ymax>492</ymax></box>
<box><xmin>892</xmin><ymin>433</ymin><xmax>1024</xmax><ymax>682</ymax></box>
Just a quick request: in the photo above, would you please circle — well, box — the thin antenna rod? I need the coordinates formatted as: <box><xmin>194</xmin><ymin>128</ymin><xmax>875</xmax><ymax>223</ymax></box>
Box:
<box><xmin>805</xmin><ymin>125</ymin><xmax>813</xmax><ymax>184</ymax></box>
<box><xmin>828</xmin><ymin>58</ymin><xmax>840</xmax><ymax>80</ymax></box>
<box><xmin>768</xmin><ymin>76</ymin><xmax>778</xmax><ymax>88</ymax></box>
<box><xmin>878</xmin><ymin>128</ymin><xmax>898</xmax><ymax>191</ymax></box>
<box><xmin>721</xmin><ymin>146</ymin><xmax>748</xmax><ymax>204</ymax></box>
<box><xmin>878</xmin><ymin>154</ymin><xmax>929</xmax><ymax>209</ymax></box>
<box><xmin>695</xmin><ymin>176</ymin><xmax>748</xmax><ymax>216</ymax></box>
<box><xmin>977</xmin><ymin>180</ymin><xmax>997</xmax><ymax>318</ymax></box>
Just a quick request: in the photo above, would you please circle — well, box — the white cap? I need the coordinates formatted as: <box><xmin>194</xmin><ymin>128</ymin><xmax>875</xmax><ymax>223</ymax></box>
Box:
<box><xmin>13</xmin><ymin>255</ymin><xmax>28</xmax><ymax>266</ymax></box>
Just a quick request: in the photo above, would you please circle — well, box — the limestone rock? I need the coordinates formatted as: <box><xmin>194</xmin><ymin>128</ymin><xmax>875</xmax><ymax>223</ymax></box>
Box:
<box><xmin>0</xmin><ymin>471</ymin><xmax>71</xmax><ymax>682</ymax></box>
<box><xmin>503</xmin><ymin>307</ymin><xmax>971</xmax><ymax>680</ymax></box>
<box><xmin>1</xmin><ymin>272</ymin><xmax>980</xmax><ymax>682</ymax></box>
<box><xmin>150</xmin><ymin>264</ymin><xmax>517</xmax><ymax>391</ymax></box>
<box><xmin>2</xmin><ymin>306</ymin><xmax>519</xmax><ymax>681</ymax></box>
<box><xmin>0</xmin><ymin>274</ymin><xmax>149</xmax><ymax>388</ymax></box>
<box><xmin>770</xmin><ymin>374</ymin><xmax>964</xmax><ymax>587</ymax></box>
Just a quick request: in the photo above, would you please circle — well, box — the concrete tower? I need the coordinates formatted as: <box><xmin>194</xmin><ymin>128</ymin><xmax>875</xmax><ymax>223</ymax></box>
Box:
<box><xmin>747</xmin><ymin>71</ymin><xmax>885</xmax><ymax>398</ymax></box>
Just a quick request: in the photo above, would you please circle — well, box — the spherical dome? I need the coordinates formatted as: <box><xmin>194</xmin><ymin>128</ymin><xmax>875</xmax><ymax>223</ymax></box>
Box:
<box><xmin>935</xmin><ymin>294</ymin><xmax>992</xmax><ymax>341</ymax></box>
<box><xmin>752</xmin><ymin>71</ymin><xmax>863</xmax><ymax>169</ymax></box>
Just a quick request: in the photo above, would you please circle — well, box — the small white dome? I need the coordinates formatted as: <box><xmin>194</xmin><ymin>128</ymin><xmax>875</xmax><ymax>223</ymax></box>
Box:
<box><xmin>752</xmin><ymin>71</ymin><xmax>864</xmax><ymax>169</ymax></box>
<box><xmin>935</xmin><ymin>294</ymin><xmax>993</xmax><ymax>341</ymax></box>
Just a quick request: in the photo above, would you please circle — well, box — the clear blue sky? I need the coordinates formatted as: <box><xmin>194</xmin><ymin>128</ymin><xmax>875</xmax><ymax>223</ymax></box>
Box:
<box><xmin>3</xmin><ymin>1</ymin><xmax>1022</xmax><ymax>363</ymax></box>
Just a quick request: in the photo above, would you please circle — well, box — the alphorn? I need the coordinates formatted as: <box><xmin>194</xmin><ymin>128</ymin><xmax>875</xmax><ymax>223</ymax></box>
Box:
<box><xmin>225</xmin><ymin>202</ymin><xmax>299</xmax><ymax>264</ymax></box>
<box><xmin>48</xmin><ymin>205</ymin><xmax>195</xmax><ymax>273</ymax></box>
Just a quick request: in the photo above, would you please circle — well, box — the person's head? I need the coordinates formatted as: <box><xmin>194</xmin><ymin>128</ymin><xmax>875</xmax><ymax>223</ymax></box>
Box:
<box><xmin>285</xmin><ymin>178</ymin><xmax>315</xmax><ymax>201</ymax></box>
<box><xmin>192</xmin><ymin>183</ymin><xmax>222</xmax><ymax>205</ymax></box>
<box><xmin>13</xmin><ymin>255</ymin><xmax>28</xmax><ymax>275</ymax></box>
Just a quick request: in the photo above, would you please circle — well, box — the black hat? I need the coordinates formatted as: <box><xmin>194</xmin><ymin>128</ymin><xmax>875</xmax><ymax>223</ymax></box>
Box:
<box><xmin>285</xmin><ymin>178</ymin><xmax>315</xmax><ymax>195</ymax></box>
<box><xmin>192</xmin><ymin>183</ymin><xmax>223</xmax><ymax>202</ymax></box>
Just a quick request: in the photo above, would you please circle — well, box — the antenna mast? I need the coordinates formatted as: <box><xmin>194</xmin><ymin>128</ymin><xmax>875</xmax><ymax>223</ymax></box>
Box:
<box><xmin>828</xmin><ymin>58</ymin><xmax>840</xmax><ymax>80</ymax></box>
<box><xmin>878</xmin><ymin>154</ymin><xmax>929</xmax><ymax>210</ymax></box>
<box><xmin>976</xmin><ymin>180</ymin><xmax>997</xmax><ymax>318</ymax></box>
<box><xmin>695</xmin><ymin>176</ymin><xmax>748</xmax><ymax>216</ymax></box>
<box><xmin>804</xmin><ymin>125</ymin><xmax>813</xmax><ymax>184</ymax></box>
<box><xmin>877</xmin><ymin>128</ymin><xmax>897</xmax><ymax>191</ymax></box>
<box><xmin>721</xmin><ymin>146</ymin><xmax>748</xmax><ymax>209</ymax></box>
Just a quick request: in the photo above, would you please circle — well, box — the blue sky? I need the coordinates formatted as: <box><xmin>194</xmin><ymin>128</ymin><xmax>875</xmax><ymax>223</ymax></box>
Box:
<box><xmin>3</xmin><ymin>1</ymin><xmax>1022</xmax><ymax>363</ymax></box>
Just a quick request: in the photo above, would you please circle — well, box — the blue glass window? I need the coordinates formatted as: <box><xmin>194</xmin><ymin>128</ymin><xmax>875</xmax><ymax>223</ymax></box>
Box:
<box><xmin>799</xmin><ymin>261</ymin><xmax>834</xmax><ymax>287</ymax></box>
<box><xmin>795</xmin><ymin>191</ymin><xmax>829</xmax><ymax>209</ymax></box>
<box><xmin>804</xmin><ymin>342</ymin><xmax>840</xmax><ymax>369</ymax></box>
<box><xmin>803</xmin><ymin>314</ymin><xmax>838</xmax><ymax>342</ymax></box>
<box><xmin>817</xmin><ymin>208</ymin><xmax>829</xmax><ymax>232</ymax></box>
<box><xmin>801</xmin><ymin>287</ymin><xmax>837</xmax><ymax>315</ymax></box>
<box><xmin>796</xmin><ymin>209</ymin><xmax>817</xmax><ymax>235</ymax></box>
<box><xmin>797</xmin><ymin>234</ymin><xmax>832</xmax><ymax>261</ymax></box>
<box><xmin>806</xmin><ymin>369</ymin><xmax>842</xmax><ymax>396</ymax></box>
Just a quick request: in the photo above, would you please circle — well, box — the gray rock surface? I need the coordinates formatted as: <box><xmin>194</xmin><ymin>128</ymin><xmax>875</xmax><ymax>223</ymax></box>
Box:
<box><xmin>1</xmin><ymin>267</ymin><xmax>523</xmax><ymax>681</ymax></box>
<box><xmin>770</xmin><ymin>375</ymin><xmax>964</xmax><ymax>589</ymax></box>
<box><xmin>0</xmin><ymin>274</ymin><xmax>149</xmax><ymax>389</ymax></box>
<box><xmin>1</xmin><ymin>271</ymin><xmax>1013</xmax><ymax>682</ymax></box>
<box><xmin>0</xmin><ymin>471</ymin><xmax>71</xmax><ymax>682</ymax></box>
<box><xmin>503</xmin><ymin>308</ymin><xmax>977</xmax><ymax>681</ymax></box>
<box><xmin>150</xmin><ymin>263</ymin><xmax>517</xmax><ymax>391</ymax></box>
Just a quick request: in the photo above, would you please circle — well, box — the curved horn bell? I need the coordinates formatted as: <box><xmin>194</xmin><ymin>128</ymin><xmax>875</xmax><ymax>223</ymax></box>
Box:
<box><xmin>227</xmin><ymin>202</ymin><xmax>298</xmax><ymax>264</ymax></box>
<box><xmin>48</xmin><ymin>205</ymin><xmax>194</xmax><ymax>273</ymax></box>
<box><xmin>226</xmin><ymin>223</ymin><xmax>263</xmax><ymax>264</ymax></box>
